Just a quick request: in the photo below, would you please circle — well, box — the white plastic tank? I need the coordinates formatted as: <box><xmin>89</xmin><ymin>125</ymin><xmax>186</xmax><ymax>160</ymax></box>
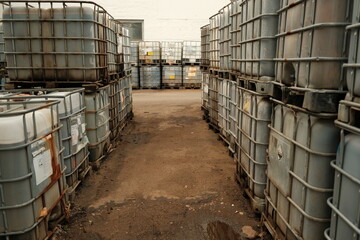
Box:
<box><xmin>0</xmin><ymin>99</ymin><xmax>67</xmax><ymax>239</ymax></box>
<box><xmin>183</xmin><ymin>66</ymin><xmax>201</xmax><ymax>88</ymax></box>
<box><xmin>85</xmin><ymin>86</ymin><xmax>111</xmax><ymax>163</ymax></box>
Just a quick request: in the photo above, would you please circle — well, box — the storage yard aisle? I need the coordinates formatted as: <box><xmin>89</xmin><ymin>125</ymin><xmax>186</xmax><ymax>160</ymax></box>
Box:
<box><xmin>60</xmin><ymin>90</ymin><xmax>264</xmax><ymax>240</ymax></box>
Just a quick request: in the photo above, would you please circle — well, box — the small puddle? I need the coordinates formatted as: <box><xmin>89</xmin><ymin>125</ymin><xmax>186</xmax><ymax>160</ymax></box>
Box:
<box><xmin>207</xmin><ymin>221</ymin><xmax>242</xmax><ymax>240</ymax></box>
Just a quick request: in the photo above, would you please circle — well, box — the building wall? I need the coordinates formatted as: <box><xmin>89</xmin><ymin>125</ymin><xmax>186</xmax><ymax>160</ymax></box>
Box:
<box><xmin>96</xmin><ymin>0</ymin><xmax>229</xmax><ymax>41</ymax></box>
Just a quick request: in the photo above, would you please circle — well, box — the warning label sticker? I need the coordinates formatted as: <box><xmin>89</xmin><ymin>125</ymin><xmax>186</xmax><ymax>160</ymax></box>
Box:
<box><xmin>32</xmin><ymin>138</ymin><xmax>53</xmax><ymax>185</ymax></box>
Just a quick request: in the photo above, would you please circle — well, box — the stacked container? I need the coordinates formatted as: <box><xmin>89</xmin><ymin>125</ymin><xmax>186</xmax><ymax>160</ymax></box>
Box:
<box><xmin>139</xmin><ymin>41</ymin><xmax>161</xmax><ymax>88</ymax></box>
<box><xmin>201</xmin><ymin>1</ymin><xmax>354</xmax><ymax>239</ymax></box>
<box><xmin>262</xmin><ymin>1</ymin><xmax>351</xmax><ymax>239</ymax></box>
<box><xmin>0</xmin><ymin>1</ymin><xmax>134</xmax><ymax>237</ymax></box>
<box><xmin>0</xmin><ymin>99</ymin><xmax>68</xmax><ymax>239</ymax></box>
<box><xmin>325</xmin><ymin>1</ymin><xmax>360</xmax><ymax>239</ymax></box>
<box><xmin>201</xmin><ymin>25</ymin><xmax>210</xmax><ymax>68</ymax></box>
<box><xmin>209</xmin><ymin>13</ymin><xmax>221</xmax><ymax>70</ymax></box>
<box><xmin>161</xmin><ymin>42</ymin><xmax>183</xmax><ymax>88</ymax></box>
<box><xmin>123</xmin><ymin>28</ymin><xmax>132</xmax><ymax>76</ymax></box>
<box><xmin>130</xmin><ymin>41</ymin><xmax>140</xmax><ymax>89</ymax></box>
<box><xmin>219</xmin><ymin>4</ymin><xmax>231</xmax><ymax>72</ymax></box>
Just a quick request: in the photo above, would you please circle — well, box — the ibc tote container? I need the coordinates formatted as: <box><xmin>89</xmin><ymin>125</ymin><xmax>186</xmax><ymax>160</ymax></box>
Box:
<box><xmin>109</xmin><ymin>79</ymin><xmax>121</xmax><ymax>141</ymax></box>
<box><xmin>124</xmin><ymin>75</ymin><xmax>133</xmax><ymax>119</ymax></box>
<box><xmin>324</xmin><ymin>131</ymin><xmax>360</xmax><ymax>240</ymax></box>
<box><xmin>2</xmin><ymin>1</ymin><xmax>111</xmax><ymax>83</ymax></box>
<box><xmin>208</xmin><ymin>75</ymin><xmax>219</xmax><ymax>128</ymax></box>
<box><xmin>219</xmin><ymin>4</ymin><xmax>231</xmax><ymax>71</ymax></box>
<box><xmin>115</xmin><ymin>25</ymin><xmax>124</xmax><ymax>75</ymax></box>
<box><xmin>275</xmin><ymin>0</ymin><xmax>351</xmax><ymax>89</ymax></box>
<box><xmin>263</xmin><ymin>100</ymin><xmax>340</xmax><ymax>240</ymax></box>
<box><xmin>140</xmin><ymin>66</ymin><xmax>161</xmax><ymax>88</ymax></box>
<box><xmin>183</xmin><ymin>66</ymin><xmax>201</xmax><ymax>88</ymax></box>
<box><xmin>161</xmin><ymin>42</ymin><xmax>182</xmax><ymax>65</ymax></box>
<box><xmin>106</xmin><ymin>19</ymin><xmax>118</xmax><ymax>76</ymax></box>
<box><xmin>5</xmin><ymin>89</ymin><xmax>91</xmax><ymax>198</ymax></box>
<box><xmin>162</xmin><ymin>66</ymin><xmax>182</xmax><ymax>88</ymax></box>
<box><xmin>122</xmin><ymin>27</ymin><xmax>131</xmax><ymax>74</ymax></box>
<box><xmin>131</xmin><ymin>66</ymin><xmax>140</xmax><ymax>88</ymax></box>
<box><xmin>235</xmin><ymin>87</ymin><xmax>272</xmax><ymax>212</ymax></box>
<box><xmin>230</xmin><ymin>0</ymin><xmax>241</xmax><ymax>72</ymax></box>
<box><xmin>209</xmin><ymin>13</ymin><xmax>221</xmax><ymax>69</ymax></box>
<box><xmin>130</xmin><ymin>41</ymin><xmax>139</xmax><ymax>66</ymax></box>
<box><xmin>0</xmin><ymin>99</ymin><xmax>67</xmax><ymax>240</ymax></box>
<box><xmin>201</xmin><ymin>25</ymin><xmax>210</xmax><ymax>67</ymax></box>
<box><xmin>237</xmin><ymin>0</ymin><xmax>279</xmax><ymax>80</ymax></box>
<box><xmin>345</xmin><ymin>0</ymin><xmax>360</xmax><ymax>97</ymax></box>
<box><xmin>183</xmin><ymin>41</ymin><xmax>201</xmax><ymax>64</ymax></box>
<box><xmin>228</xmin><ymin>80</ymin><xmax>237</xmax><ymax>152</ymax></box>
<box><xmin>202</xmin><ymin>72</ymin><xmax>210</xmax><ymax>110</ymax></box>
<box><xmin>218</xmin><ymin>77</ymin><xmax>230</xmax><ymax>139</ymax></box>
<box><xmin>139</xmin><ymin>41</ymin><xmax>161</xmax><ymax>65</ymax></box>
<box><xmin>85</xmin><ymin>86</ymin><xmax>111</xmax><ymax>165</ymax></box>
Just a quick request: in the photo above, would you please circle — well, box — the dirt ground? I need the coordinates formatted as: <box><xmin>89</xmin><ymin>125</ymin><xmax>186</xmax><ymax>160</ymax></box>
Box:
<box><xmin>57</xmin><ymin>90</ymin><xmax>266</xmax><ymax>240</ymax></box>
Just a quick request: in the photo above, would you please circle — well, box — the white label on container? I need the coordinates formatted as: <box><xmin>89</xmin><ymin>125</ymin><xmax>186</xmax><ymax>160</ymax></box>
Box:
<box><xmin>71</xmin><ymin>124</ymin><xmax>79</xmax><ymax>146</ymax></box>
<box><xmin>33</xmin><ymin>148</ymin><xmax>53</xmax><ymax>185</ymax></box>
<box><xmin>204</xmin><ymin>85</ymin><xmax>209</xmax><ymax>93</ymax></box>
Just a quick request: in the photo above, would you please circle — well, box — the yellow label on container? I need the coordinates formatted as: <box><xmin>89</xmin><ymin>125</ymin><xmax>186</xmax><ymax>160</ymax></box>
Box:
<box><xmin>147</xmin><ymin>52</ymin><xmax>154</xmax><ymax>56</ymax></box>
<box><xmin>146</xmin><ymin>59</ymin><xmax>152</xmax><ymax>64</ymax></box>
<box><xmin>170</xmin><ymin>75</ymin><xmax>175</xmax><ymax>79</ymax></box>
<box><xmin>188</xmin><ymin>73</ymin><xmax>196</xmax><ymax>77</ymax></box>
<box><xmin>243</xmin><ymin>97</ymin><xmax>251</xmax><ymax>114</ymax></box>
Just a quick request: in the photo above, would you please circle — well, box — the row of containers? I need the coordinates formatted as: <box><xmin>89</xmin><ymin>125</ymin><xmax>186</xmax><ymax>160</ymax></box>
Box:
<box><xmin>201</xmin><ymin>0</ymin><xmax>360</xmax><ymax>240</ymax></box>
<box><xmin>130</xmin><ymin>41</ymin><xmax>202</xmax><ymax>89</ymax></box>
<box><xmin>0</xmin><ymin>1</ymin><xmax>134</xmax><ymax>239</ymax></box>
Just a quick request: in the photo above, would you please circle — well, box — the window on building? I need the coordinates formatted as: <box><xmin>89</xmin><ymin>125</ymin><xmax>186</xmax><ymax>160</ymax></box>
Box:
<box><xmin>117</xmin><ymin>19</ymin><xmax>144</xmax><ymax>41</ymax></box>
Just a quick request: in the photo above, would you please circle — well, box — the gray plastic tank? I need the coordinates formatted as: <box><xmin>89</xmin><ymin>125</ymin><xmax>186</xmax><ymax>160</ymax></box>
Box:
<box><xmin>161</xmin><ymin>42</ymin><xmax>183</xmax><ymax>65</ymax></box>
<box><xmin>219</xmin><ymin>4</ymin><xmax>232</xmax><ymax>71</ymax></box>
<box><xmin>230</xmin><ymin>0</ymin><xmax>241</xmax><ymax>72</ymax></box>
<box><xmin>0</xmin><ymin>99</ymin><xmax>67</xmax><ymax>239</ymax></box>
<box><xmin>238</xmin><ymin>0</ymin><xmax>279</xmax><ymax>80</ymax></box>
<box><xmin>118</xmin><ymin>76</ymin><xmax>132</xmax><ymax>127</ymax></box>
<box><xmin>325</xmin><ymin>132</ymin><xmax>360</xmax><ymax>240</ymax></box>
<box><xmin>236</xmin><ymin>87</ymin><xmax>272</xmax><ymax>212</ymax></box>
<box><xmin>139</xmin><ymin>41</ymin><xmax>161</xmax><ymax>65</ymax></box>
<box><xmin>122</xmin><ymin>27</ymin><xmax>131</xmax><ymax>73</ymax></box>
<box><xmin>218</xmin><ymin>77</ymin><xmax>229</xmax><ymax>138</ymax></box>
<box><xmin>2</xmin><ymin>2</ymin><xmax>109</xmax><ymax>82</ymax></box>
<box><xmin>131</xmin><ymin>66</ymin><xmax>140</xmax><ymax>88</ymax></box>
<box><xmin>345</xmin><ymin>0</ymin><xmax>360</xmax><ymax>97</ymax></box>
<box><xmin>201</xmin><ymin>25</ymin><xmax>210</xmax><ymax>67</ymax></box>
<box><xmin>162</xmin><ymin>66</ymin><xmax>182</xmax><ymax>88</ymax></box>
<box><xmin>140</xmin><ymin>66</ymin><xmax>161</xmax><ymax>88</ymax></box>
<box><xmin>209</xmin><ymin>75</ymin><xmax>219</xmax><ymax>127</ymax></box>
<box><xmin>275</xmin><ymin>0</ymin><xmax>351</xmax><ymax>89</ymax></box>
<box><xmin>228</xmin><ymin>80</ymin><xmax>237</xmax><ymax>152</ymax></box>
<box><xmin>130</xmin><ymin>41</ymin><xmax>139</xmax><ymax>65</ymax></box>
<box><xmin>202</xmin><ymin>72</ymin><xmax>210</xmax><ymax>110</ymax></box>
<box><xmin>124</xmin><ymin>75</ymin><xmax>133</xmax><ymax>120</ymax></box>
<box><xmin>264</xmin><ymin>100</ymin><xmax>340</xmax><ymax>240</ymax></box>
<box><xmin>183</xmin><ymin>66</ymin><xmax>201</xmax><ymax>88</ymax></box>
<box><xmin>85</xmin><ymin>86</ymin><xmax>110</xmax><ymax>164</ymax></box>
<box><xmin>183</xmin><ymin>41</ymin><xmax>201</xmax><ymax>64</ymax></box>
<box><xmin>107</xmin><ymin>19</ymin><xmax>118</xmax><ymax>75</ymax></box>
<box><xmin>109</xmin><ymin>79</ymin><xmax>121</xmax><ymax>141</ymax></box>
<box><xmin>210</xmin><ymin>13</ymin><xmax>221</xmax><ymax>69</ymax></box>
